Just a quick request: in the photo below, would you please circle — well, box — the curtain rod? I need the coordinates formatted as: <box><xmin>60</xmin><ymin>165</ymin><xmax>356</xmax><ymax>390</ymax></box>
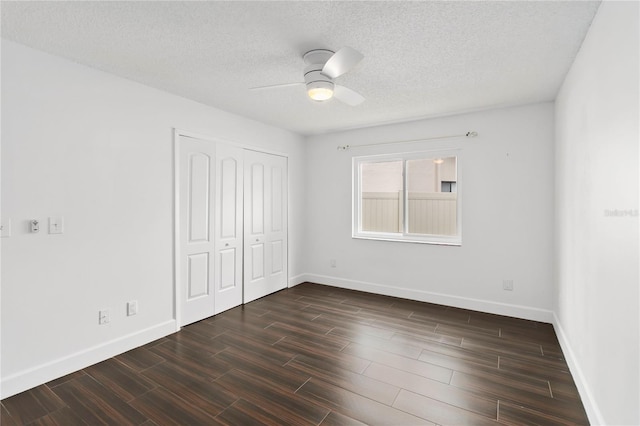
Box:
<box><xmin>336</xmin><ymin>131</ymin><xmax>478</xmax><ymax>151</ymax></box>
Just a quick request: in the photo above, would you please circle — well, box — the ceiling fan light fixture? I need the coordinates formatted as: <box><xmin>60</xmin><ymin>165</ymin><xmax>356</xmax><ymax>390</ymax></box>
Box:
<box><xmin>307</xmin><ymin>81</ymin><xmax>334</xmax><ymax>101</ymax></box>
<box><xmin>252</xmin><ymin>46</ymin><xmax>364</xmax><ymax>105</ymax></box>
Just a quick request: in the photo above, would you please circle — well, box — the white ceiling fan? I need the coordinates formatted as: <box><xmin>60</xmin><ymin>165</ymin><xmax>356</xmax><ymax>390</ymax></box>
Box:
<box><xmin>250</xmin><ymin>46</ymin><xmax>365</xmax><ymax>106</ymax></box>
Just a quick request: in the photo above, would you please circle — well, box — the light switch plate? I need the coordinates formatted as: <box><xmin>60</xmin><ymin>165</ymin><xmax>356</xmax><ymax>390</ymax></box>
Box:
<box><xmin>0</xmin><ymin>218</ymin><xmax>11</xmax><ymax>238</ymax></box>
<box><xmin>127</xmin><ymin>301</ymin><xmax>138</xmax><ymax>316</ymax></box>
<box><xmin>49</xmin><ymin>216</ymin><xmax>64</xmax><ymax>234</ymax></box>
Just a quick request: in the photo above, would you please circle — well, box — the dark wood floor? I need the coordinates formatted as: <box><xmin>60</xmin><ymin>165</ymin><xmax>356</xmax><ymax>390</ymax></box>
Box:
<box><xmin>2</xmin><ymin>282</ymin><xmax>588</xmax><ymax>425</ymax></box>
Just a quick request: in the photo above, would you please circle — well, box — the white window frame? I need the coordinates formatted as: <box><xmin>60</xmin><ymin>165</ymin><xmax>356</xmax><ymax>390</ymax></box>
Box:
<box><xmin>352</xmin><ymin>149</ymin><xmax>462</xmax><ymax>246</ymax></box>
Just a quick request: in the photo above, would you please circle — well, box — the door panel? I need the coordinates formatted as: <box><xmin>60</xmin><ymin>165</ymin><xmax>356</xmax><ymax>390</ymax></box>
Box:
<box><xmin>218</xmin><ymin>248</ymin><xmax>236</xmax><ymax>290</ymax></box>
<box><xmin>187</xmin><ymin>253</ymin><xmax>210</xmax><ymax>298</ymax></box>
<box><xmin>244</xmin><ymin>150</ymin><xmax>288</xmax><ymax>303</ymax></box>
<box><xmin>251</xmin><ymin>163</ymin><xmax>264</xmax><ymax>234</ymax></box>
<box><xmin>271</xmin><ymin>240</ymin><xmax>283</xmax><ymax>274</ymax></box>
<box><xmin>271</xmin><ymin>167</ymin><xmax>283</xmax><ymax>232</ymax></box>
<box><xmin>214</xmin><ymin>143</ymin><xmax>244</xmax><ymax>314</ymax></box>
<box><xmin>188</xmin><ymin>154</ymin><xmax>211</xmax><ymax>242</ymax></box>
<box><xmin>179</xmin><ymin>137</ymin><xmax>216</xmax><ymax>326</ymax></box>
<box><xmin>220</xmin><ymin>158</ymin><xmax>238</xmax><ymax>238</ymax></box>
<box><xmin>250</xmin><ymin>243</ymin><xmax>264</xmax><ymax>280</ymax></box>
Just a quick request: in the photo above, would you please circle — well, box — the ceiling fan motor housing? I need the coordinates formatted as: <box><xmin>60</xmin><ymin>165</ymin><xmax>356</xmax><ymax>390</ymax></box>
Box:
<box><xmin>304</xmin><ymin>65</ymin><xmax>334</xmax><ymax>91</ymax></box>
<box><xmin>303</xmin><ymin>49</ymin><xmax>335</xmax><ymax>96</ymax></box>
<box><xmin>303</xmin><ymin>49</ymin><xmax>334</xmax><ymax>67</ymax></box>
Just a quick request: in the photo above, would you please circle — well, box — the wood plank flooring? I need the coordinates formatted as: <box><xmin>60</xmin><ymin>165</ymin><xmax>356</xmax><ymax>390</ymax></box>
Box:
<box><xmin>1</xmin><ymin>283</ymin><xmax>589</xmax><ymax>425</ymax></box>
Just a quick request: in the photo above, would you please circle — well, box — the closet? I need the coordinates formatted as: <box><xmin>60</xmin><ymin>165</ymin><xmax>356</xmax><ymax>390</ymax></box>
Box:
<box><xmin>176</xmin><ymin>135</ymin><xmax>288</xmax><ymax>326</ymax></box>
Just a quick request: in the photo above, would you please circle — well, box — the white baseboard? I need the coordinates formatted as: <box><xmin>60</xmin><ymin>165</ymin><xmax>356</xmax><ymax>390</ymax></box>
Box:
<box><xmin>288</xmin><ymin>274</ymin><xmax>307</xmax><ymax>287</ymax></box>
<box><xmin>0</xmin><ymin>320</ymin><xmax>176</xmax><ymax>399</ymax></box>
<box><xmin>300</xmin><ymin>273</ymin><xmax>554</xmax><ymax>323</ymax></box>
<box><xmin>552</xmin><ymin>313</ymin><xmax>604</xmax><ymax>426</ymax></box>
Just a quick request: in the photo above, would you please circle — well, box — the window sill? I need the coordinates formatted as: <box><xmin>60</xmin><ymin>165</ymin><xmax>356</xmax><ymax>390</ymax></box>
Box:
<box><xmin>352</xmin><ymin>233</ymin><xmax>462</xmax><ymax>246</ymax></box>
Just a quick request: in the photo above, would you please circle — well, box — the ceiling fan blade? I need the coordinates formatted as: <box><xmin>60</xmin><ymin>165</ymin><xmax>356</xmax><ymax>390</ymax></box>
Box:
<box><xmin>333</xmin><ymin>85</ymin><xmax>365</xmax><ymax>106</ymax></box>
<box><xmin>250</xmin><ymin>82</ymin><xmax>304</xmax><ymax>91</ymax></box>
<box><xmin>322</xmin><ymin>46</ymin><xmax>364</xmax><ymax>79</ymax></box>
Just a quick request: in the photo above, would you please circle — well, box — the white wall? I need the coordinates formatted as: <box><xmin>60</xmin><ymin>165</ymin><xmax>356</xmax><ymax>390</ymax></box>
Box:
<box><xmin>554</xmin><ymin>2</ymin><xmax>639</xmax><ymax>425</ymax></box>
<box><xmin>0</xmin><ymin>39</ymin><xmax>306</xmax><ymax>398</ymax></box>
<box><xmin>303</xmin><ymin>103</ymin><xmax>555</xmax><ymax>320</ymax></box>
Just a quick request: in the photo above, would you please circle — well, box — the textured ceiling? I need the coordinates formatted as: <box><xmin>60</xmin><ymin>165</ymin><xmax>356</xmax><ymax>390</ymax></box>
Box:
<box><xmin>1</xmin><ymin>1</ymin><xmax>600</xmax><ymax>135</ymax></box>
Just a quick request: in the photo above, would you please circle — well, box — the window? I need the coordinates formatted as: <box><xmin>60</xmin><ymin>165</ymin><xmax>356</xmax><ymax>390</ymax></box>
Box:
<box><xmin>353</xmin><ymin>150</ymin><xmax>461</xmax><ymax>245</ymax></box>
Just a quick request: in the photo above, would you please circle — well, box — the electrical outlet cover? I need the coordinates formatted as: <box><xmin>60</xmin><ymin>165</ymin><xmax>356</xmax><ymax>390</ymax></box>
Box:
<box><xmin>127</xmin><ymin>301</ymin><xmax>138</xmax><ymax>316</ymax></box>
<box><xmin>49</xmin><ymin>216</ymin><xmax>64</xmax><ymax>234</ymax></box>
<box><xmin>0</xmin><ymin>219</ymin><xmax>11</xmax><ymax>238</ymax></box>
<box><xmin>99</xmin><ymin>309</ymin><xmax>110</xmax><ymax>324</ymax></box>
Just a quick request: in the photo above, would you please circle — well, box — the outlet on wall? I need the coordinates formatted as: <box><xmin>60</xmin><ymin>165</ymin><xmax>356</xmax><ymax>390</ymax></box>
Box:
<box><xmin>48</xmin><ymin>216</ymin><xmax>64</xmax><ymax>234</ymax></box>
<box><xmin>503</xmin><ymin>280</ymin><xmax>514</xmax><ymax>291</ymax></box>
<box><xmin>330</xmin><ymin>259</ymin><xmax>336</xmax><ymax>268</ymax></box>
<box><xmin>98</xmin><ymin>309</ymin><xmax>110</xmax><ymax>325</ymax></box>
<box><xmin>127</xmin><ymin>300</ymin><xmax>138</xmax><ymax>316</ymax></box>
<box><xmin>0</xmin><ymin>218</ymin><xmax>12</xmax><ymax>238</ymax></box>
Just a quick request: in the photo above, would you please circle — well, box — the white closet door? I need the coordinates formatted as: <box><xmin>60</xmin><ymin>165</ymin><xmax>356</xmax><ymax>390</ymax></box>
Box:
<box><xmin>178</xmin><ymin>136</ymin><xmax>216</xmax><ymax>326</ymax></box>
<box><xmin>214</xmin><ymin>143</ymin><xmax>244</xmax><ymax>313</ymax></box>
<box><xmin>243</xmin><ymin>150</ymin><xmax>288</xmax><ymax>303</ymax></box>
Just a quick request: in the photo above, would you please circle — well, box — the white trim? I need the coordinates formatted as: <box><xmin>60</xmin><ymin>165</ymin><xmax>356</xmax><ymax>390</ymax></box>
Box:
<box><xmin>300</xmin><ymin>273</ymin><xmax>554</xmax><ymax>323</ymax></box>
<box><xmin>0</xmin><ymin>320</ymin><xmax>176</xmax><ymax>399</ymax></box>
<box><xmin>174</xmin><ymin>128</ymin><xmax>289</xmax><ymax>159</ymax></box>
<box><xmin>352</xmin><ymin>234</ymin><xmax>462</xmax><ymax>246</ymax></box>
<box><xmin>552</xmin><ymin>313</ymin><xmax>605</xmax><ymax>426</ymax></box>
<box><xmin>288</xmin><ymin>274</ymin><xmax>307</xmax><ymax>288</ymax></box>
<box><xmin>172</xmin><ymin>129</ymin><xmax>182</xmax><ymax>330</ymax></box>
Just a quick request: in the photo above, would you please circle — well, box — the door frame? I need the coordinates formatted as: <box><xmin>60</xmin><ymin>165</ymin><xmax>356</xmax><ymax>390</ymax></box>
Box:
<box><xmin>173</xmin><ymin>128</ymin><xmax>289</xmax><ymax>330</ymax></box>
